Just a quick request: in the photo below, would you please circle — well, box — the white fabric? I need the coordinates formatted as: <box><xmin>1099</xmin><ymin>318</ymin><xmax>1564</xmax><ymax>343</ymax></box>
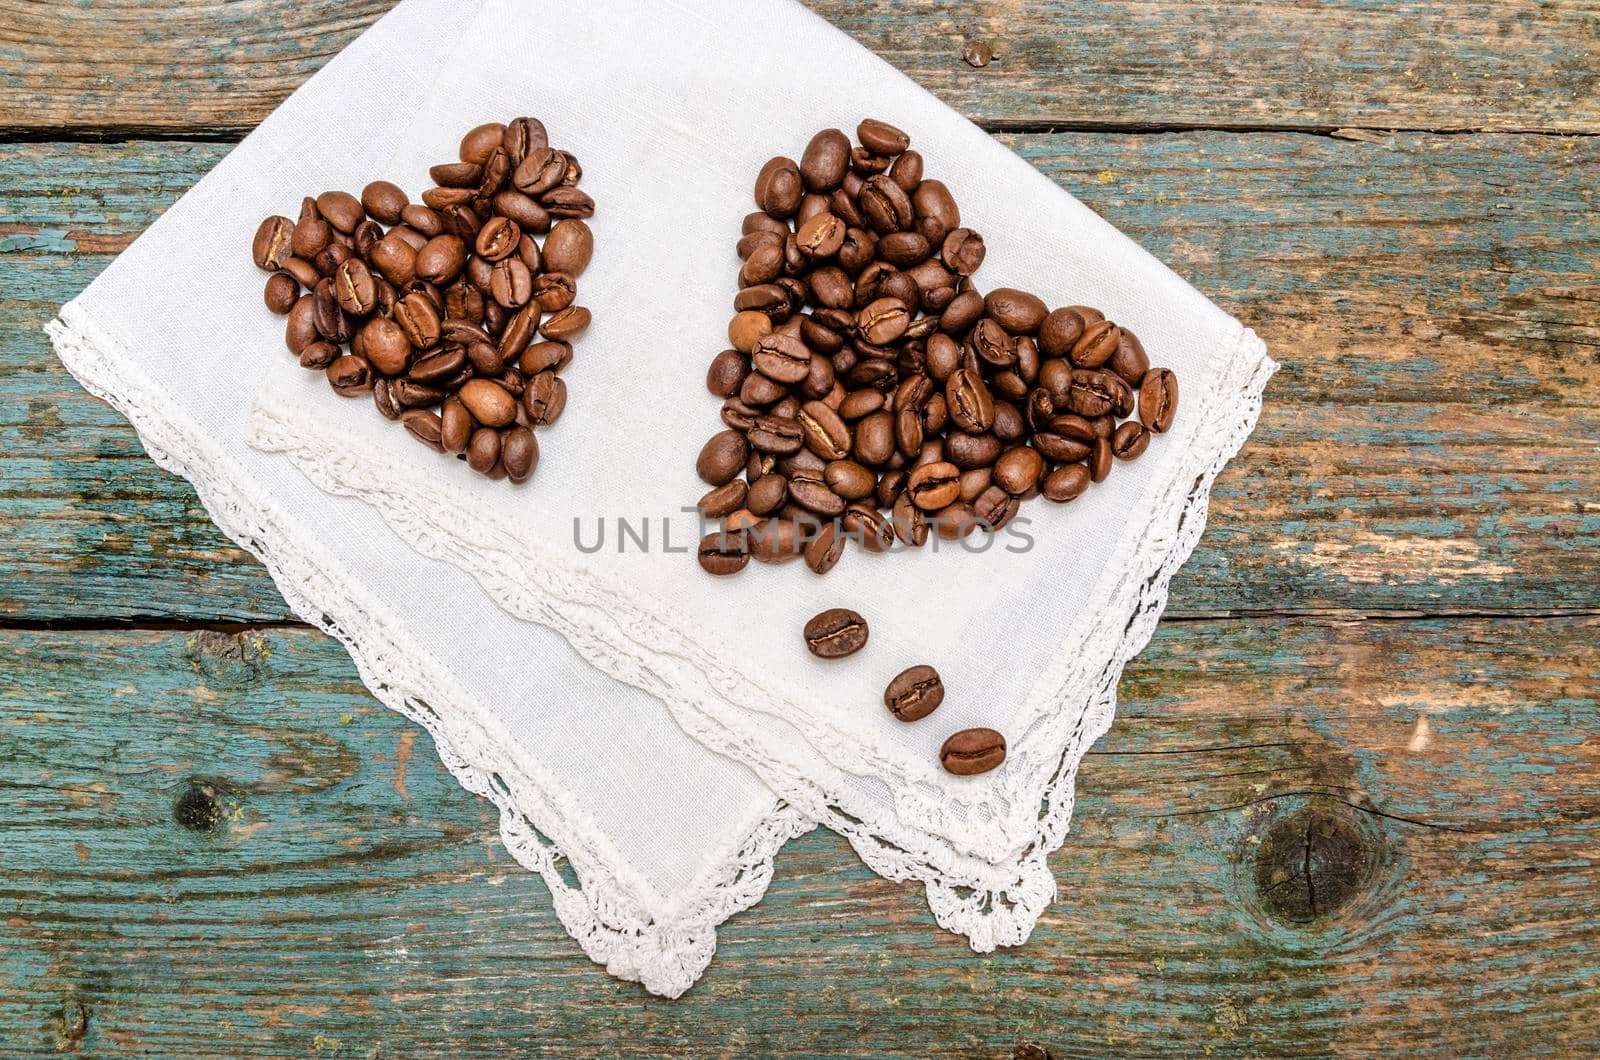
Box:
<box><xmin>50</xmin><ymin>0</ymin><xmax>1276</xmax><ymax>997</ymax></box>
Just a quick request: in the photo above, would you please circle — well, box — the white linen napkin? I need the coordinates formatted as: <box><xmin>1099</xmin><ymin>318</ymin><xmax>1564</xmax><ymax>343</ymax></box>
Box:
<box><xmin>247</xmin><ymin>0</ymin><xmax>1275</xmax><ymax>951</ymax></box>
<box><xmin>50</xmin><ymin>0</ymin><xmax>1276</xmax><ymax>998</ymax></box>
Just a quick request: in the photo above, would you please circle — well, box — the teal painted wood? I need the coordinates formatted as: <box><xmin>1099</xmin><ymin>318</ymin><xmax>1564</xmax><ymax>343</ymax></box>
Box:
<box><xmin>2</xmin><ymin>134</ymin><xmax>1596</xmax><ymax>621</ymax></box>
<box><xmin>2</xmin><ymin>620</ymin><xmax>1597</xmax><ymax>1055</ymax></box>
<box><xmin>2</xmin><ymin>1</ymin><xmax>1597</xmax><ymax>134</ymax></box>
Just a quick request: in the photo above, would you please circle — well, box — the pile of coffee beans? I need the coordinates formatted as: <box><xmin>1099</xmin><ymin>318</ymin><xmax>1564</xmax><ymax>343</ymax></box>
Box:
<box><xmin>250</xmin><ymin>117</ymin><xmax>594</xmax><ymax>484</ymax></box>
<box><xmin>802</xmin><ymin>607</ymin><xmax>1004</xmax><ymax>775</ymax></box>
<box><xmin>695</xmin><ymin>119</ymin><xmax>1180</xmax><ymax>573</ymax></box>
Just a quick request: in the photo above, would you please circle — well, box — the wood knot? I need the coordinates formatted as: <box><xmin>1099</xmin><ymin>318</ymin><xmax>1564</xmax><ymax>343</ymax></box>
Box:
<box><xmin>1012</xmin><ymin>1045</ymin><xmax>1055</xmax><ymax>1060</ymax></box>
<box><xmin>186</xmin><ymin>629</ymin><xmax>269</xmax><ymax>683</ymax></box>
<box><xmin>172</xmin><ymin>780</ymin><xmax>227</xmax><ymax>833</ymax></box>
<box><xmin>1253</xmin><ymin>803</ymin><xmax>1372</xmax><ymax>926</ymax></box>
<box><xmin>54</xmin><ymin>996</ymin><xmax>89</xmax><ymax>1049</ymax></box>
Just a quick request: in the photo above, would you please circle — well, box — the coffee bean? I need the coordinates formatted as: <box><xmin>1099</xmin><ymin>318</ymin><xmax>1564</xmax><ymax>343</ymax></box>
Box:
<box><xmin>1108</xmin><ymin>327</ymin><xmax>1150</xmax><ymax>387</ymax></box>
<box><xmin>1112</xmin><ymin>419</ymin><xmax>1150</xmax><ymax>459</ymax></box>
<box><xmin>466</xmin><ymin>427</ymin><xmax>501</xmax><ymax>473</ymax></box>
<box><xmin>523</xmin><ymin>371</ymin><xmax>567</xmax><ymax>426</ymax></box>
<box><xmin>749</xmin><ymin>517</ymin><xmax>806</xmax><ymax>563</ymax></box>
<box><xmin>502</xmin><ymin>425</ymin><xmax>538</xmax><ymax>483</ymax></box>
<box><xmin>801</xmin><ymin>129</ymin><xmax>851</xmax><ymax>192</ymax></box>
<box><xmin>940</xmin><ymin>728</ymin><xmax>1005</xmax><ymax>775</ymax></box>
<box><xmin>907</xmin><ymin>460</ymin><xmax>961</xmax><ymax>510</ymax></box>
<box><xmin>1071</xmin><ymin>319</ymin><xmax>1121</xmax><ymax>369</ymax></box>
<box><xmin>755</xmin><ymin>156</ymin><xmax>803</xmax><ymax>218</ymax></box>
<box><xmin>857</xmin><ymin>118</ymin><xmax>910</xmax><ymax>156</ymax></box>
<box><xmin>697</xmin><ymin>429</ymin><xmax>749</xmax><ymax>486</ymax></box>
<box><xmin>804</xmin><ymin>521</ymin><xmax>846</xmax><ymax>574</ymax></box>
<box><xmin>359</xmin><ymin>315</ymin><xmax>412</xmax><ymax>376</ymax></box>
<box><xmin>885</xmin><ymin>665</ymin><xmax>943</xmax><ymax>721</ymax></box>
<box><xmin>803</xmin><ymin>607</ymin><xmax>868</xmax><ymax>659</ymax></box>
<box><xmin>946</xmin><ymin>368</ymin><xmax>995</xmax><ymax>433</ymax></box>
<box><xmin>940</xmin><ymin>228</ymin><xmax>985</xmax><ymax>275</ymax></box>
<box><xmin>971</xmin><ymin>318</ymin><xmax>1015</xmax><ymax>369</ymax></box>
<box><xmin>993</xmin><ymin>446</ymin><xmax>1044</xmax><ymax>494</ymax></box>
<box><xmin>299</xmin><ymin>340</ymin><xmax>339</xmax><ymax>371</ymax></box>
<box><xmin>458</xmin><ymin>378</ymin><xmax>517</xmax><ymax>427</ymax></box>
<box><xmin>543</xmin><ymin>218</ymin><xmax>593</xmax><ymax>275</ymax></box>
<box><xmin>540</xmin><ymin>305</ymin><xmax>591</xmax><ymax>340</ymax></box>
<box><xmin>440</xmin><ymin>398</ymin><xmax>472</xmax><ymax>454</ymax></box>
<box><xmin>698</xmin><ymin>480</ymin><xmax>748</xmax><ymax>520</ymax></box>
<box><xmin>698</xmin><ymin>530</ymin><xmax>750</xmax><ymax>576</ymax></box>
<box><xmin>1139</xmin><ymin>367</ymin><xmax>1179</xmax><ymax>433</ymax></box>
<box><xmin>360</xmin><ymin>181</ymin><xmax>408</xmax><ymax>225</ymax></box>
<box><xmin>263</xmin><ymin>272</ymin><xmax>298</xmax><ymax>314</ymax></box>
<box><xmin>752</xmin><ymin>333</ymin><xmax>812</xmax><ymax>384</ymax></box>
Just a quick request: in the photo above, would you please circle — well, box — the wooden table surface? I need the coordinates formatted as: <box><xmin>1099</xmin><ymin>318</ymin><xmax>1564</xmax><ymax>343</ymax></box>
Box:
<box><xmin>2</xmin><ymin>1</ymin><xmax>1597</xmax><ymax>1055</ymax></box>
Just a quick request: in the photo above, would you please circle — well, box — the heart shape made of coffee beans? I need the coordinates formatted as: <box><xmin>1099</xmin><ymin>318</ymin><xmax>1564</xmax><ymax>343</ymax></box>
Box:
<box><xmin>695</xmin><ymin>117</ymin><xmax>1181</xmax><ymax>578</ymax></box>
<box><xmin>251</xmin><ymin>116</ymin><xmax>594</xmax><ymax>485</ymax></box>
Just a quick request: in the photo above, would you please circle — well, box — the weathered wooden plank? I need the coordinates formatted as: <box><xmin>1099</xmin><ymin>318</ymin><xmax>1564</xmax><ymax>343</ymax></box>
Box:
<box><xmin>2</xmin><ymin>618</ymin><xmax>1596</xmax><ymax>1055</ymax></box>
<box><xmin>2</xmin><ymin>133</ymin><xmax>1595</xmax><ymax>621</ymax></box>
<box><xmin>1</xmin><ymin>1</ymin><xmax>1597</xmax><ymax>135</ymax></box>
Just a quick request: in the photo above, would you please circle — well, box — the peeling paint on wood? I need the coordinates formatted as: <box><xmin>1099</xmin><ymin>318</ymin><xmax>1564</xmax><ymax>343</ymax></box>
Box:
<box><xmin>0</xmin><ymin>621</ymin><xmax>1595</xmax><ymax>1055</ymax></box>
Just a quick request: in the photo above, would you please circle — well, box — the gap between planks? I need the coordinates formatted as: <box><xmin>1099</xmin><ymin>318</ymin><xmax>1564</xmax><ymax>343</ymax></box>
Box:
<box><xmin>2</xmin><ymin>119</ymin><xmax>1596</xmax><ymax>146</ymax></box>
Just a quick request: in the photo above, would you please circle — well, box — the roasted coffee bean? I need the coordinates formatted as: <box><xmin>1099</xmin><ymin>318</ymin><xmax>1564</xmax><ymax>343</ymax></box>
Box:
<box><xmin>993</xmin><ymin>446</ymin><xmax>1044</xmax><ymax>494</ymax></box>
<box><xmin>946</xmin><ymin>430</ymin><xmax>1002</xmax><ymax>470</ymax></box>
<box><xmin>313</xmin><ymin>241</ymin><xmax>352</xmax><ymax>278</ymax></box>
<box><xmin>489</xmin><ymin>258</ymin><xmax>532</xmax><ymax>307</ymax></box>
<box><xmin>748</xmin><ymin>414</ymin><xmax>805</xmax><ymax>454</ymax></box>
<box><xmin>803</xmin><ymin>521</ymin><xmax>846</xmax><ymax>574</ymax></box>
<box><xmin>991</xmin><ymin>398</ymin><xmax>1026</xmax><ymax>439</ymax></box>
<box><xmin>958</xmin><ymin>466</ymin><xmax>993</xmax><ymax>503</ymax></box>
<box><xmin>971</xmin><ymin>318</ymin><xmax>1015</xmax><ymax>368</ymax></box>
<box><xmin>1108</xmin><ymin>327</ymin><xmax>1150</xmax><ymax>387</ymax></box>
<box><xmin>543</xmin><ymin>218</ymin><xmax>593</xmax><ymax>275</ymax></box>
<box><xmin>327</xmin><ymin>355</ymin><xmax>372</xmax><ymax>395</ymax></box>
<box><xmin>361</xmin><ymin>180</ymin><xmax>408</xmax><ymax>225</ymax></box>
<box><xmin>707</xmin><ymin>349</ymin><xmax>748</xmax><ymax>397</ymax></box>
<box><xmin>467</xmin><ymin>426</ymin><xmax>501</xmax><ymax>473</ymax></box>
<box><xmin>697</xmin><ymin>429</ymin><xmax>748</xmax><ymax>485</ymax></box>
<box><xmin>751</xmin><ymin>333</ymin><xmax>811</xmax><ymax>384</ymax></box>
<box><xmin>520</xmin><ymin>339</ymin><xmax>571</xmax><ymax>376</ymax></box>
<box><xmin>532</xmin><ymin>271</ymin><xmax>577</xmax><ymax>312</ymax></box>
<box><xmin>457</xmin><ymin>378</ymin><xmax>518</xmax><ymax>427</ymax></box>
<box><xmin>940</xmin><ymin>728</ymin><xmax>1005</xmax><ymax>775</ymax></box>
<box><xmin>983</xmin><ymin>287</ymin><xmax>1047</xmax><ymax>334</ymax></box>
<box><xmin>1139</xmin><ymin>367</ymin><xmax>1180</xmax><ymax>433</ymax></box>
<box><xmin>312</xmin><ymin>279</ymin><xmax>353</xmax><ymax>343</ymax></box>
<box><xmin>800</xmin><ymin>128</ymin><xmax>852</xmax><ymax>192</ymax></box>
<box><xmin>860</xmin><ymin>175</ymin><xmax>914</xmax><ymax>234</ymax></box>
<box><xmin>391</xmin><ymin>377</ymin><xmax>447</xmax><ymax>408</ymax></box>
<box><xmin>744</xmin><ymin>473</ymin><xmax>788</xmax><ymax>515</ymax></box>
<box><xmin>884</xmin><ymin>665</ymin><xmax>943</xmax><ymax>721</ymax></box>
<box><xmin>803</xmin><ymin>607</ymin><xmax>869</xmax><ymax>659</ymax></box>
<box><xmin>415</xmin><ymin>235</ymin><xmax>467</xmax><ymax>285</ymax></box>
<box><xmin>749</xmin><ymin>518</ymin><xmax>806</xmax><ymax>563</ymax></box>
<box><xmin>798</xmin><ymin>400</ymin><xmax>851</xmax><ymax>461</ymax></box>
<box><xmin>458</xmin><ymin>122</ymin><xmax>506</xmax><ymax>165</ymax></box>
<box><xmin>523</xmin><ymin>371</ymin><xmax>567</xmax><ymax>426</ymax></box>
<box><xmin>755</xmin><ymin>156</ymin><xmax>803</xmax><ymax>217</ymax></box>
<box><xmin>729</xmin><ymin>310</ymin><xmax>774</xmax><ymax>353</ymax></box>
<box><xmin>789</xmin><ymin>475</ymin><xmax>845</xmax><ymax>517</ymax></box>
<box><xmin>698</xmin><ymin>480</ymin><xmax>748</xmax><ymax>519</ymax></box>
<box><xmin>431</xmin><ymin>161</ymin><xmax>482</xmax><ymax>189</ymax></box>
<box><xmin>360</xmin><ymin>315</ymin><xmax>412</xmax><ymax>376</ymax></box>
<box><xmin>401</xmin><ymin>408</ymin><xmax>445</xmax><ymax>451</ymax></box>
<box><xmin>842</xmin><ymin>504</ymin><xmax>895</xmax><ymax>553</ymax></box>
<box><xmin>973</xmin><ymin>484</ymin><xmax>1019</xmax><ymax>530</ymax></box>
<box><xmin>372</xmin><ymin>377</ymin><xmax>402</xmax><ymax>420</ymax></box>
<box><xmin>501</xmin><ymin>425</ymin><xmax>538</xmax><ymax>483</ymax></box>
<box><xmin>940</xmin><ymin>228</ymin><xmax>985</xmax><ymax>275</ymax></box>
<box><xmin>1066</xmin><ymin>369</ymin><xmax>1116</xmax><ymax>417</ymax></box>
<box><xmin>323</xmin><ymin>254</ymin><xmax>371</xmax><ymax>313</ymax></box>
<box><xmin>857</xmin><ymin>118</ymin><xmax>910</xmax><ymax>156</ymax></box>
<box><xmin>298</xmin><ymin>340</ymin><xmax>339</xmax><ymax>371</ymax></box>
<box><xmin>439</xmin><ymin>398</ymin><xmax>472</xmax><ymax>454</ymax></box>
<box><xmin>370</xmin><ymin>232</ymin><xmax>418</xmax><ymax>285</ymax></box>
<box><xmin>946</xmin><ymin>368</ymin><xmax>995</xmax><ymax>433</ymax></box>
<box><xmin>1112</xmin><ymin>420</ymin><xmax>1151</xmax><ymax>460</ymax></box>
<box><xmin>1038</xmin><ymin>307</ymin><xmax>1086</xmax><ymax>357</ymax></box>
<box><xmin>291</xmin><ymin>213</ymin><xmax>331</xmax><ymax>261</ymax></box>
<box><xmin>536</xmin><ymin>305</ymin><xmax>588</xmax><ymax>341</ymax></box>
<box><xmin>263</xmin><ymin>272</ymin><xmax>298</xmax><ymax>314</ymax></box>
<box><xmin>858</xmin><ymin>297</ymin><xmax>911</xmax><ymax>345</ymax></box>
<box><xmin>821</xmin><ymin>459</ymin><xmax>875</xmax><ymax>500</ymax></box>
<box><xmin>907</xmin><ymin>460</ymin><xmax>961</xmax><ymax>510</ymax></box>
<box><xmin>854</xmin><ymin>410</ymin><xmax>896</xmax><ymax>466</ymax></box>
<box><xmin>891</xmin><ymin>493</ymin><xmax>928</xmax><ymax>547</ymax></box>
<box><xmin>698</xmin><ymin>530</ymin><xmax>750</xmax><ymax>576</ymax></box>
<box><xmin>503</xmin><ymin>116</ymin><xmax>547</xmax><ymax>165</ymax></box>
<box><xmin>282</xmin><ymin>255</ymin><xmax>321</xmax><ymax>289</ymax></box>
<box><xmin>1071</xmin><ymin>319</ymin><xmax>1121</xmax><ymax>368</ymax></box>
